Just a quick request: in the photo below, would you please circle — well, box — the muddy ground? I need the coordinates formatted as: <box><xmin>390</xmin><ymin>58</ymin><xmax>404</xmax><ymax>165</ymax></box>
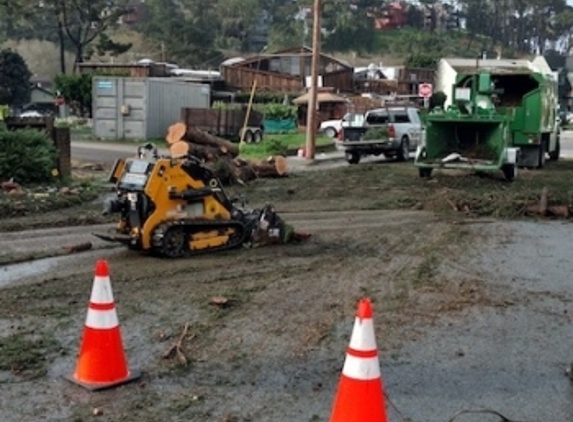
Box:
<box><xmin>1</xmin><ymin>160</ymin><xmax>573</xmax><ymax>422</ymax></box>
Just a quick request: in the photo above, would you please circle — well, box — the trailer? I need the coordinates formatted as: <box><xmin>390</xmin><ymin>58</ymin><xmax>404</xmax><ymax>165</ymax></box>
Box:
<box><xmin>415</xmin><ymin>67</ymin><xmax>560</xmax><ymax>181</ymax></box>
<box><xmin>181</xmin><ymin>106</ymin><xmax>264</xmax><ymax>143</ymax></box>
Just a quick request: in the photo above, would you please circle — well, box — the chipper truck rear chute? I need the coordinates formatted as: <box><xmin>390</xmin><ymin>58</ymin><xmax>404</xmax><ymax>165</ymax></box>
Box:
<box><xmin>415</xmin><ymin>67</ymin><xmax>559</xmax><ymax>181</ymax></box>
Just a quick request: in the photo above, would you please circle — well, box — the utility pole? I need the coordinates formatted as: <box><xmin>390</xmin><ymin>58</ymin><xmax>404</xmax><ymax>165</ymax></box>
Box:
<box><xmin>305</xmin><ymin>0</ymin><xmax>321</xmax><ymax>161</ymax></box>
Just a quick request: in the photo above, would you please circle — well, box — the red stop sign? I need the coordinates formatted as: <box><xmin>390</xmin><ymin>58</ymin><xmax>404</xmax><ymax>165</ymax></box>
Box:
<box><xmin>55</xmin><ymin>96</ymin><xmax>65</xmax><ymax>106</ymax></box>
<box><xmin>418</xmin><ymin>83</ymin><xmax>433</xmax><ymax>98</ymax></box>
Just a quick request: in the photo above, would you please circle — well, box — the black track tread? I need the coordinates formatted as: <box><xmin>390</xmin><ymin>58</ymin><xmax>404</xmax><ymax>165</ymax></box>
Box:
<box><xmin>151</xmin><ymin>218</ymin><xmax>248</xmax><ymax>258</ymax></box>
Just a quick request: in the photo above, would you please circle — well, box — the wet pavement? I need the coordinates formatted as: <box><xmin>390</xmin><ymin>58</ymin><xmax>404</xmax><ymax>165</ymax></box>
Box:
<box><xmin>383</xmin><ymin>220</ymin><xmax>573</xmax><ymax>422</ymax></box>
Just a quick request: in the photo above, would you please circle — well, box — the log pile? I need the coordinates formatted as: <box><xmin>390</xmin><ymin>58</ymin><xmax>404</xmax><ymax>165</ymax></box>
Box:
<box><xmin>165</xmin><ymin>122</ymin><xmax>287</xmax><ymax>185</ymax></box>
<box><xmin>525</xmin><ymin>187</ymin><xmax>570</xmax><ymax>218</ymax></box>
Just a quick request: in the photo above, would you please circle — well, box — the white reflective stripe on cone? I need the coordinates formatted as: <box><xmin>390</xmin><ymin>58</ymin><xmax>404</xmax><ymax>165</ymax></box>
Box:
<box><xmin>348</xmin><ymin>318</ymin><xmax>377</xmax><ymax>351</ymax></box>
<box><xmin>85</xmin><ymin>308</ymin><xmax>119</xmax><ymax>329</ymax></box>
<box><xmin>342</xmin><ymin>354</ymin><xmax>381</xmax><ymax>380</ymax></box>
<box><xmin>90</xmin><ymin>276</ymin><xmax>115</xmax><ymax>304</ymax></box>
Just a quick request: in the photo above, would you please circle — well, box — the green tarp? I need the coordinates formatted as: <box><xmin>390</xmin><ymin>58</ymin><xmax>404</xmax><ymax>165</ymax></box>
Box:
<box><xmin>263</xmin><ymin>118</ymin><xmax>297</xmax><ymax>134</ymax></box>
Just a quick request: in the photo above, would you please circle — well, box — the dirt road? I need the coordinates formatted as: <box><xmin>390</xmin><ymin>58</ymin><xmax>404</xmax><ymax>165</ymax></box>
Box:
<box><xmin>1</xmin><ymin>160</ymin><xmax>573</xmax><ymax>422</ymax></box>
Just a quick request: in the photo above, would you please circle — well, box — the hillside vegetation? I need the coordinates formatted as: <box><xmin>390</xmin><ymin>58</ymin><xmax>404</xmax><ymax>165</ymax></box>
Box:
<box><xmin>0</xmin><ymin>0</ymin><xmax>569</xmax><ymax>75</ymax></box>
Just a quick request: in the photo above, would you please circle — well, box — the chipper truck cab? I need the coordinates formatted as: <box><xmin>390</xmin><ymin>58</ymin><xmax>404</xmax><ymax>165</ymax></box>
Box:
<box><xmin>415</xmin><ymin>67</ymin><xmax>560</xmax><ymax>181</ymax></box>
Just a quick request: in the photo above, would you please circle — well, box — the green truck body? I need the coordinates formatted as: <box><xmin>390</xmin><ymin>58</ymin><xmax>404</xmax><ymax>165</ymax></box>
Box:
<box><xmin>415</xmin><ymin>68</ymin><xmax>560</xmax><ymax>181</ymax></box>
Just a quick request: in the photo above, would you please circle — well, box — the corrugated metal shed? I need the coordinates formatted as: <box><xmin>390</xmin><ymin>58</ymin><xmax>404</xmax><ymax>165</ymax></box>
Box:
<box><xmin>92</xmin><ymin>77</ymin><xmax>211</xmax><ymax>140</ymax></box>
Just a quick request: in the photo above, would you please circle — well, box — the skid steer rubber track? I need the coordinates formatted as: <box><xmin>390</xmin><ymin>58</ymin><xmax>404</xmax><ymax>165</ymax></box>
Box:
<box><xmin>151</xmin><ymin>219</ymin><xmax>249</xmax><ymax>258</ymax></box>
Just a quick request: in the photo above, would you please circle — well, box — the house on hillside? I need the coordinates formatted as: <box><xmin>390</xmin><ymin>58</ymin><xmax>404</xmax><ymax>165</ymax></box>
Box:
<box><xmin>30</xmin><ymin>77</ymin><xmax>55</xmax><ymax>104</ymax></box>
<box><xmin>220</xmin><ymin>46</ymin><xmax>354</xmax><ymax>94</ymax></box>
<box><xmin>435</xmin><ymin>57</ymin><xmax>555</xmax><ymax>109</ymax></box>
<box><xmin>373</xmin><ymin>2</ymin><xmax>407</xmax><ymax>30</ymax></box>
<box><xmin>25</xmin><ymin>77</ymin><xmax>57</xmax><ymax>115</ymax></box>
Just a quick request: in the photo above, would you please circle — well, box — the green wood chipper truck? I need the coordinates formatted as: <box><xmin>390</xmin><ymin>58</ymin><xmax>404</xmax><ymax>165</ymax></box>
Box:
<box><xmin>415</xmin><ymin>68</ymin><xmax>560</xmax><ymax>181</ymax></box>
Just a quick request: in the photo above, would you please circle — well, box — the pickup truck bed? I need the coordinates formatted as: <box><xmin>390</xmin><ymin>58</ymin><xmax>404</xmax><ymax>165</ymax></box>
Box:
<box><xmin>338</xmin><ymin>106</ymin><xmax>422</xmax><ymax>164</ymax></box>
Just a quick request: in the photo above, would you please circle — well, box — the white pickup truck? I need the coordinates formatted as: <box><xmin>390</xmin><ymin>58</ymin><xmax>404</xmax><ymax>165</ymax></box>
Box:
<box><xmin>337</xmin><ymin>106</ymin><xmax>423</xmax><ymax>164</ymax></box>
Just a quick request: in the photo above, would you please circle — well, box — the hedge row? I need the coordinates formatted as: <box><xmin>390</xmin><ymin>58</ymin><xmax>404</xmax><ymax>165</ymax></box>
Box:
<box><xmin>0</xmin><ymin>127</ymin><xmax>58</xmax><ymax>185</ymax></box>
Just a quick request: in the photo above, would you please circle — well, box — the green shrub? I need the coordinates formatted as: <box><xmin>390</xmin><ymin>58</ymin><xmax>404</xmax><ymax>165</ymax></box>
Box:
<box><xmin>255</xmin><ymin>103</ymin><xmax>297</xmax><ymax>120</ymax></box>
<box><xmin>0</xmin><ymin>128</ymin><xmax>58</xmax><ymax>184</ymax></box>
<box><xmin>264</xmin><ymin>138</ymin><xmax>289</xmax><ymax>156</ymax></box>
<box><xmin>0</xmin><ymin>105</ymin><xmax>9</xmax><ymax>120</ymax></box>
<box><xmin>212</xmin><ymin>101</ymin><xmax>243</xmax><ymax>110</ymax></box>
<box><xmin>364</xmin><ymin>127</ymin><xmax>389</xmax><ymax>140</ymax></box>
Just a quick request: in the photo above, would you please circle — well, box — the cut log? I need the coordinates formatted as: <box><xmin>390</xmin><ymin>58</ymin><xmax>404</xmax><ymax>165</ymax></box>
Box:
<box><xmin>185</xmin><ymin>125</ymin><xmax>240</xmax><ymax>157</ymax></box>
<box><xmin>548</xmin><ymin>205</ymin><xmax>570</xmax><ymax>218</ymax></box>
<box><xmin>61</xmin><ymin>242</ymin><xmax>93</xmax><ymax>254</ymax></box>
<box><xmin>170</xmin><ymin>141</ymin><xmax>190</xmax><ymax>158</ymax></box>
<box><xmin>172</xmin><ymin>140</ymin><xmax>233</xmax><ymax>162</ymax></box>
<box><xmin>539</xmin><ymin>187</ymin><xmax>548</xmax><ymax>217</ymax></box>
<box><xmin>250</xmin><ymin>155</ymin><xmax>288</xmax><ymax>178</ymax></box>
<box><xmin>166</xmin><ymin>122</ymin><xmax>187</xmax><ymax>145</ymax></box>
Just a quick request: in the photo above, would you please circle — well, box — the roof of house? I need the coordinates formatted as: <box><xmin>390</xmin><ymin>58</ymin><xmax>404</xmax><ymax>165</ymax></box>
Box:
<box><xmin>292</xmin><ymin>91</ymin><xmax>348</xmax><ymax>105</ymax></box>
<box><xmin>440</xmin><ymin>58</ymin><xmax>533</xmax><ymax>73</ymax></box>
<box><xmin>223</xmin><ymin>46</ymin><xmax>352</xmax><ymax>70</ymax></box>
<box><xmin>30</xmin><ymin>79</ymin><xmax>54</xmax><ymax>95</ymax></box>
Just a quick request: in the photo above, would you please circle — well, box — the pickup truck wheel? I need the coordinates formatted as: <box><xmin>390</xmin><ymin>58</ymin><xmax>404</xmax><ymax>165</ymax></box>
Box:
<box><xmin>397</xmin><ymin>136</ymin><xmax>410</xmax><ymax>162</ymax></box>
<box><xmin>346</xmin><ymin>151</ymin><xmax>360</xmax><ymax>164</ymax></box>
<box><xmin>324</xmin><ymin>127</ymin><xmax>337</xmax><ymax>138</ymax></box>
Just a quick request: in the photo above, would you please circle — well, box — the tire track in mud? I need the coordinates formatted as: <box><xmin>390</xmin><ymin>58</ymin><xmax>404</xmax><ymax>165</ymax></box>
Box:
<box><xmin>0</xmin><ymin>224</ymin><xmax>113</xmax><ymax>256</ymax></box>
<box><xmin>0</xmin><ymin>210</ymin><xmax>433</xmax><ymax>257</ymax></box>
<box><xmin>0</xmin><ymin>210</ymin><xmax>437</xmax><ymax>289</ymax></box>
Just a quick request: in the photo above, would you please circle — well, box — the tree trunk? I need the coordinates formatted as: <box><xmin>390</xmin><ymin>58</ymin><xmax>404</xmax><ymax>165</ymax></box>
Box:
<box><xmin>57</xmin><ymin>20</ymin><xmax>66</xmax><ymax>74</ymax></box>
<box><xmin>73</xmin><ymin>45</ymin><xmax>83</xmax><ymax>74</ymax></box>
<box><xmin>184</xmin><ymin>125</ymin><xmax>240</xmax><ymax>157</ymax></box>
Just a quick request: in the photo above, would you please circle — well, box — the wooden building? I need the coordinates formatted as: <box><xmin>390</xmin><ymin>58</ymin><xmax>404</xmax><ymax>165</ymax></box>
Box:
<box><xmin>221</xmin><ymin>46</ymin><xmax>354</xmax><ymax>94</ymax></box>
<box><xmin>292</xmin><ymin>90</ymin><xmax>349</xmax><ymax>128</ymax></box>
<box><xmin>396</xmin><ymin>67</ymin><xmax>435</xmax><ymax>95</ymax></box>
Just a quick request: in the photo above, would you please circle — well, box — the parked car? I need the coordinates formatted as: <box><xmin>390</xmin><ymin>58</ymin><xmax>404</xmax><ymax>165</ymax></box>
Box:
<box><xmin>319</xmin><ymin>113</ymin><xmax>365</xmax><ymax>138</ymax></box>
<box><xmin>337</xmin><ymin>106</ymin><xmax>422</xmax><ymax>164</ymax></box>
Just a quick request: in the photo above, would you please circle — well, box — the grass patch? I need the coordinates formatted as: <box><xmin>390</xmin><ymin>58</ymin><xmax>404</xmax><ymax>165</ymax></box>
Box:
<box><xmin>239</xmin><ymin>132</ymin><xmax>333</xmax><ymax>159</ymax></box>
<box><xmin>0</xmin><ymin>332</ymin><xmax>62</xmax><ymax>377</ymax></box>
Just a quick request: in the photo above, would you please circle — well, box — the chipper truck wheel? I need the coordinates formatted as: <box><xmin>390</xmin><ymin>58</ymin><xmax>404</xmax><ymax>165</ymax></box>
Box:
<box><xmin>538</xmin><ymin>140</ymin><xmax>547</xmax><ymax>168</ymax></box>
<box><xmin>549</xmin><ymin>137</ymin><xmax>560</xmax><ymax>161</ymax></box>
<box><xmin>502</xmin><ymin>164</ymin><xmax>517</xmax><ymax>182</ymax></box>
<box><xmin>418</xmin><ymin>168</ymin><xmax>433</xmax><ymax>178</ymax></box>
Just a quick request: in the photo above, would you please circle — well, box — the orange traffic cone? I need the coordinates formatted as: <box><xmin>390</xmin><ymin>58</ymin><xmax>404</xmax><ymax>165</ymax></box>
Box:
<box><xmin>329</xmin><ymin>298</ymin><xmax>388</xmax><ymax>422</ymax></box>
<box><xmin>65</xmin><ymin>259</ymin><xmax>141</xmax><ymax>391</ymax></box>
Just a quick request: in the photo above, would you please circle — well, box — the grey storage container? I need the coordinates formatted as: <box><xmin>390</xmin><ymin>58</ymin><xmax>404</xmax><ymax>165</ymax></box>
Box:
<box><xmin>92</xmin><ymin>77</ymin><xmax>211</xmax><ymax>140</ymax></box>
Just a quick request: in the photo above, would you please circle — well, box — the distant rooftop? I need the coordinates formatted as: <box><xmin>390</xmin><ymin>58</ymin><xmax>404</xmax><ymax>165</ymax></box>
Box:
<box><xmin>442</xmin><ymin>58</ymin><xmax>533</xmax><ymax>73</ymax></box>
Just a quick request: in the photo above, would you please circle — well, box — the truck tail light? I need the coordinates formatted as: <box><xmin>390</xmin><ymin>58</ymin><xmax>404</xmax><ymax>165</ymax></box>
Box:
<box><xmin>388</xmin><ymin>124</ymin><xmax>396</xmax><ymax>138</ymax></box>
<box><xmin>338</xmin><ymin>128</ymin><xmax>344</xmax><ymax>140</ymax></box>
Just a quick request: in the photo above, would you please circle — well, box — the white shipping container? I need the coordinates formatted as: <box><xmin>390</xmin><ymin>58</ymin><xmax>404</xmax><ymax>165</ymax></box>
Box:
<box><xmin>92</xmin><ymin>77</ymin><xmax>211</xmax><ymax>140</ymax></box>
